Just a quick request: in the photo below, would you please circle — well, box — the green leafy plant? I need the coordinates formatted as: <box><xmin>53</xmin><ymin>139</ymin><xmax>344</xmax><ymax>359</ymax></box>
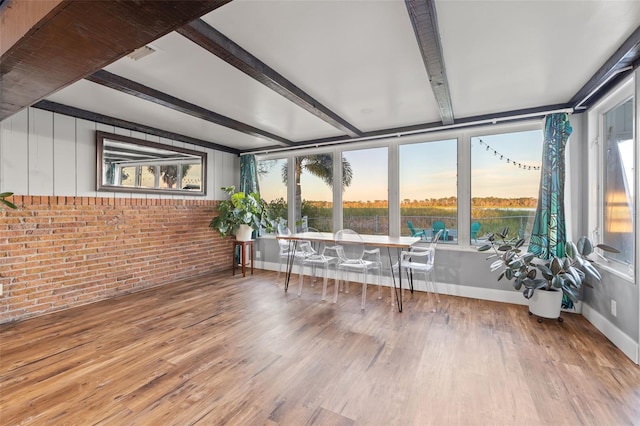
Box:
<box><xmin>478</xmin><ymin>227</ymin><xmax>619</xmax><ymax>304</ymax></box>
<box><xmin>1</xmin><ymin>192</ymin><xmax>17</xmax><ymax>210</ymax></box>
<box><xmin>209</xmin><ymin>186</ymin><xmax>274</xmax><ymax>237</ymax></box>
<box><xmin>266</xmin><ymin>197</ymin><xmax>287</xmax><ymax>223</ymax></box>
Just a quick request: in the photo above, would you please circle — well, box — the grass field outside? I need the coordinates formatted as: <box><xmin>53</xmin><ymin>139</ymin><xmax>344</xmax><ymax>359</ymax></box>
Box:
<box><xmin>297</xmin><ymin>204</ymin><xmax>536</xmax><ymax>241</ymax></box>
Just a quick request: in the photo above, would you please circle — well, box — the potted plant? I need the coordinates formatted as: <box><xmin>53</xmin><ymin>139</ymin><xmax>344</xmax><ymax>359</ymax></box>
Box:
<box><xmin>209</xmin><ymin>186</ymin><xmax>274</xmax><ymax>241</ymax></box>
<box><xmin>1</xmin><ymin>192</ymin><xmax>17</xmax><ymax>209</ymax></box>
<box><xmin>478</xmin><ymin>228</ymin><xmax>618</xmax><ymax>322</ymax></box>
<box><xmin>1</xmin><ymin>192</ymin><xmax>17</xmax><ymax>292</ymax></box>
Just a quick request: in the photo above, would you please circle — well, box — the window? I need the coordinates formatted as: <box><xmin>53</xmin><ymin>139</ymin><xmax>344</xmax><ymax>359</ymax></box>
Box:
<box><xmin>399</xmin><ymin>139</ymin><xmax>457</xmax><ymax>242</ymax></box>
<box><xmin>295</xmin><ymin>153</ymin><xmax>334</xmax><ymax>232</ymax></box>
<box><xmin>341</xmin><ymin>147</ymin><xmax>388</xmax><ymax>235</ymax></box>
<box><xmin>257</xmin><ymin>157</ymin><xmax>288</xmax><ymax>228</ymax></box>
<box><xmin>602</xmin><ymin>98</ymin><xmax>634</xmax><ymax>266</ymax></box>
<box><xmin>471</xmin><ymin>129</ymin><xmax>543</xmax><ymax>243</ymax></box>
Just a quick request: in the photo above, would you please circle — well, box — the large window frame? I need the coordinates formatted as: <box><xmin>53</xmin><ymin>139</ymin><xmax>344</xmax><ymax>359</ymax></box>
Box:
<box><xmin>470</xmin><ymin>128</ymin><xmax>544</xmax><ymax>245</ymax></box>
<box><xmin>399</xmin><ymin>138</ymin><xmax>458</xmax><ymax>243</ymax></box>
<box><xmin>342</xmin><ymin>146</ymin><xmax>389</xmax><ymax>235</ymax></box>
<box><xmin>256</xmin><ymin>157</ymin><xmax>289</xmax><ymax>228</ymax></box>
<box><xmin>587</xmin><ymin>76</ymin><xmax>636</xmax><ymax>281</ymax></box>
<box><xmin>255</xmin><ymin>121</ymin><xmax>545</xmax><ymax>248</ymax></box>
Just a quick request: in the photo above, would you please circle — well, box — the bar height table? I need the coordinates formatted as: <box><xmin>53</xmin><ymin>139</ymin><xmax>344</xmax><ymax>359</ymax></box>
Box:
<box><xmin>276</xmin><ymin>233</ymin><xmax>420</xmax><ymax>311</ymax></box>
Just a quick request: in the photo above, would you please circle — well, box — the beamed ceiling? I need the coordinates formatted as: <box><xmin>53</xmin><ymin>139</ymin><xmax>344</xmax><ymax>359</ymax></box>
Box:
<box><xmin>2</xmin><ymin>0</ymin><xmax>640</xmax><ymax>156</ymax></box>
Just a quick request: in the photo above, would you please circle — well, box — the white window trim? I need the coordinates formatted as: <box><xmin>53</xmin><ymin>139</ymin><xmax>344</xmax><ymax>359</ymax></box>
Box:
<box><xmin>256</xmin><ymin>119</ymin><xmax>545</xmax><ymax>247</ymax></box>
<box><xmin>462</xmin><ymin>122</ymin><xmax>544</xmax><ymax>249</ymax></box>
<box><xmin>587</xmin><ymin>74</ymin><xmax>636</xmax><ymax>281</ymax></box>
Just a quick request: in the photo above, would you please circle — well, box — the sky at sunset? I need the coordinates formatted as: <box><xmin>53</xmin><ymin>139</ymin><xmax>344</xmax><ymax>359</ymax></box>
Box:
<box><xmin>258</xmin><ymin>129</ymin><xmax>544</xmax><ymax>203</ymax></box>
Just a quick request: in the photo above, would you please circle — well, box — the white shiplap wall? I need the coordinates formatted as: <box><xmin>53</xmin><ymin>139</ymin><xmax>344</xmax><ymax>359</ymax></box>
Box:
<box><xmin>0</xmin><ymin>108</ymin><xmax>238</xmax><ymax>199</ymax></box>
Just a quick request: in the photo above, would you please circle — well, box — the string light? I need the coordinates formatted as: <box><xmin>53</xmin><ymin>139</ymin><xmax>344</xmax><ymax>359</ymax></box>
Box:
<box><xmin>475</xmin><ymin>138</ymin><xmax>541</xmax><ymax>171</ymax></box>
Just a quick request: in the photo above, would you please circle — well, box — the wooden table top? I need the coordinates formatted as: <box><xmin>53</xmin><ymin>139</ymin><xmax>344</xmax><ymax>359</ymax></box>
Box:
<box><xmin>277</xmin><ymin>232</ymin><xmax>420</xmax><ymax>249</ymax></box>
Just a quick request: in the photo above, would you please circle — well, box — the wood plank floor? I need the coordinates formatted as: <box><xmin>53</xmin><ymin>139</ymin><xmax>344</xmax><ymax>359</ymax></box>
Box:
<box><xmin>1</xmin><ymin>270</ymin><xmax>640</xmax><ymax>425</ymax></box>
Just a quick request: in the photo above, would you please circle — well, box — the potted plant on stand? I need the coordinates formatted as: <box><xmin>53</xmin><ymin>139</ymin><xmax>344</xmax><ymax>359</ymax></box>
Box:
<box><xmin>478</xmin><ymin>228</ymin><xmax>619</xmax><ymax>322</ymax></box>
<box><xmin>209</xmin><ymin>186</ymin><xmax>273</xmax><ymax>241</ymax></box>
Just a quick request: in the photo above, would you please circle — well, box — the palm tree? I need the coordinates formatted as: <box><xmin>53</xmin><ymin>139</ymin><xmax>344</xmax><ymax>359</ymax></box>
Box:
<box><xmin>281</xmin><ymin>154</ymin><xmax>353</xmax><ymax>228</ymax></box>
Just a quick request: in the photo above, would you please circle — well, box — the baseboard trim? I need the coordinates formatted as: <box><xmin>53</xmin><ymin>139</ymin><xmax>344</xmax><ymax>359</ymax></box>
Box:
<box><xmin>257</xmin><ymin>262</ymin><xmax>638</xmax><ymax>364</ymax></box>
<box><xmin>582</xmin><ymin>303</ymin><xmax>639</xmax><ymax>364</ymax></box>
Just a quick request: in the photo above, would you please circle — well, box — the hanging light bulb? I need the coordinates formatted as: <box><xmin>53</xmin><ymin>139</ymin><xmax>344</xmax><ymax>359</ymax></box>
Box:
<box><xmin>481</xmin><ymin>140</ymin><xmax>540</xmax><ymax>172</ymax></box>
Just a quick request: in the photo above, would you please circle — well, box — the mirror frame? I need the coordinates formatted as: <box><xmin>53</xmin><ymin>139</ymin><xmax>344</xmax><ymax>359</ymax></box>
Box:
<box><xmin>96</xmin><ymin>131</ymin><xmax>207</xmax><ymax>196</ymax></box>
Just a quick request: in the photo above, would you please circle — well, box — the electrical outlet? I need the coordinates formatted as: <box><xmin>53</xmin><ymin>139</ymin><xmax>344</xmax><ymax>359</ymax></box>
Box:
<box><xmin>0</xmin><ymin>284</ymin><xmax>3</xmax><ymax>297</ymax></box>
<box><xmin>611</xmin><ymin>299</ymin><xmax>617</xmax><ymax>317</ymax></box>
<box><xmin>256</xmin><ymin>250</ymin><xmax>261</xmax><ymax>259</ymax></box>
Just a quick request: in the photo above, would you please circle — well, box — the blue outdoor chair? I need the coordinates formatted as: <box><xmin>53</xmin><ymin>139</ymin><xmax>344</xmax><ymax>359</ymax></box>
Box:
<box><xmin>432</xmin><ymin>221</ymin><xmax>449</xmax><ymax>241</ymax></box>
<box><xmin>471</xmin><ymin>221</ymin><xmax>481</xmax><ymax>243</ymax></box>
<box><xmin>407</xmin><ymin>221</ymin><xmax>426</xmax><ymax>239</ymax></box>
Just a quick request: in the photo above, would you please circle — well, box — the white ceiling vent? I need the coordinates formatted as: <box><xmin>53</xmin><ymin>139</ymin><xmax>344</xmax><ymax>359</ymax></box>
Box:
<box><xmin>126</xmin><ymin>45</ymin><xmax>156</xmax><ymax>61</ymax></box>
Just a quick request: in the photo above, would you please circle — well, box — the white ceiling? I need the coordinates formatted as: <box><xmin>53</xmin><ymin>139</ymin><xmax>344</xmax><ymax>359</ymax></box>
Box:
<box><xmin>438</xmin><ymin>0</ymin><xmax>640</xmax><ymax>117</ymax></box>
<box><xmin>45</xmin><ymin>0</ymin><xmax>640</xmax><ymax>153</ymax></box>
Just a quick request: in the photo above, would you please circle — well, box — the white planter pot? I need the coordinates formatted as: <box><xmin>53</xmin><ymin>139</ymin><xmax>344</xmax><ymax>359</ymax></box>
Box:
<box><xmin>235</xmin><ymin>224</ymin><xmax>254</xmax><ymax>241</ymax></box>
<box><xmin>529</xmin><ymin>289</ymin><xmax>563</xmax><ymax>321</ymax></box>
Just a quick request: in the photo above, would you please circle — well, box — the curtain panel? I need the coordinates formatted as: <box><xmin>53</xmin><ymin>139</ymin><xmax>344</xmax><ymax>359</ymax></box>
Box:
<box><xmin>528</xmin><ymin>113</ymin><xmax>573</xmax><ymax>259</ymax></box>
<box><xmin>240</xmin><ymin>155</ymin><xmax>259</xmax><ymax>194</ymax></box>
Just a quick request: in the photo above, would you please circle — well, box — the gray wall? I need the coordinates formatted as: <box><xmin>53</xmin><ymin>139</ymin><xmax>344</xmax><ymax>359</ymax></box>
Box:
<box><xmin>584</xmin><ymin>269</ymin><xmax>638</xmax><ymax>340</ymax></box>
<box><xmin>256</xmin><ymin>237</ymin><xmax>523</xmax><ymax>295</ymax></box>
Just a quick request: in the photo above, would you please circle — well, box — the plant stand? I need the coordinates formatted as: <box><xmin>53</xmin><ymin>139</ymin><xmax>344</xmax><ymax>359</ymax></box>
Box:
<box><xmin>528</xmin><ymin>289</ymin><xmax>563</xmax><ymax>323</ymax></box>
<box><xmin>232</xmin><ymin>239</ymin><xmax>254</xmax><ymax>277</ymax></box>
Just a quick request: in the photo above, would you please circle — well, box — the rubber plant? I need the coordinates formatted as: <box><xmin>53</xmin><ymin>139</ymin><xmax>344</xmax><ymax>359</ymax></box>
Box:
<box><xmin>478</xmin><ymin>227</ymin><xmax>619</xmax><ymax>304</ymax></box>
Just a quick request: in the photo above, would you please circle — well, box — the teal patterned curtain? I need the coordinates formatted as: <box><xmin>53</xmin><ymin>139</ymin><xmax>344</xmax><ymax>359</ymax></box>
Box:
<box><xmin>528</xmin><ymin>113</ymin><xmax>573</xmax><ymax>307</ymax></box>
<box><xmin>528</xmin><ymin>113</ymin><xmax>572</xmax><ymax>259</ymax></box>
<box><xmin>239</xmin><ymin>154</ymin><xmax>259</xmax><ymax>194</ymax></box>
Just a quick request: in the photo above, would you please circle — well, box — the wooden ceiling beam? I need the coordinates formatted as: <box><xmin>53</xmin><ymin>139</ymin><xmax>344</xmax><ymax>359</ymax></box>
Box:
<box><xmin>0</xmin><ymin>0</ymin><xmax>64</xmax><ymax>58</ymax></box>
<box><xmin>33</xmin><ymin>100</ymin><xmax>241</xmax><ymax>155</ymax></box>
<box><xmin>177</xmin><ymin>19</ymin><xmax>363</xmax><ymax>138</ymax></box>
<box><xmin>1</xmin><ymin>0</ymin><xmax>232</xmax><ymax>121</ymax></box>
<box><xmin>86</xmin><ymin>70</ymin><xmax>293</xmax><ymax>146</ymax></box>
<box><xmin>405</xmin><ymin>0</ymin><xmax>455</xmax><ymax>125</ymax></box>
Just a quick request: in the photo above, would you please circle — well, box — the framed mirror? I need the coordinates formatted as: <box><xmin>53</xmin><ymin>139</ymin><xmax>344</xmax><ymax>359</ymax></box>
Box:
<box><xmin>97</xmin><ymin>131</ymin><xmax>207</xmax><ymax>196</ymax></box>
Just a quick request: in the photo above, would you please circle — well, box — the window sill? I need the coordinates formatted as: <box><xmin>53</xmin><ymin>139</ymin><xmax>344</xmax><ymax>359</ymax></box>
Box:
<box><xmin>593</xmin><ymin>261</ymin><xmax>634</xmax><ymax>284</ymax></box>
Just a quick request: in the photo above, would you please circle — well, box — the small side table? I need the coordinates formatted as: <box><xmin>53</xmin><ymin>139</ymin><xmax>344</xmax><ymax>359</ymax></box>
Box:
<box><xmin>232</xmin><ymin>239</ymin><xmax>254</xmax><ymax>277</ymax></box>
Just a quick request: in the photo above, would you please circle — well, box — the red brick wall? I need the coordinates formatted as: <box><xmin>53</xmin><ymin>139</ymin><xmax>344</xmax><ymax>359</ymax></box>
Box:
<box><xmin>0</xmin><ymin>196</ymin><xmax>232</xmax><ymax>324</ymax></box>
